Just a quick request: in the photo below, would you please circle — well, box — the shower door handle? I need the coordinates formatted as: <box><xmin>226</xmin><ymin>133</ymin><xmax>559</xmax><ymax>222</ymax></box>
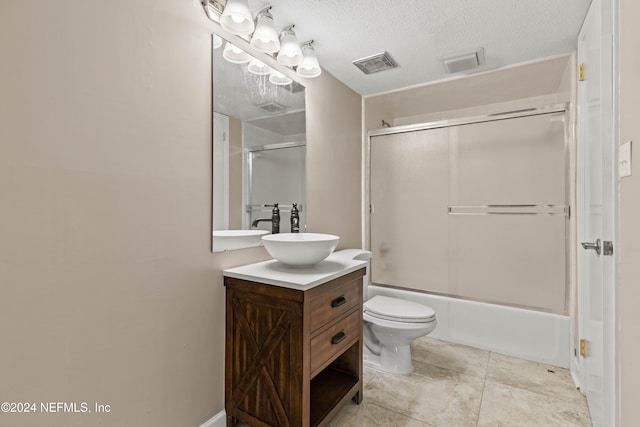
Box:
<box><xmin>581</xmin><ymin>239</ymin><xmax>601</xmax><ymax>255</ymax></box>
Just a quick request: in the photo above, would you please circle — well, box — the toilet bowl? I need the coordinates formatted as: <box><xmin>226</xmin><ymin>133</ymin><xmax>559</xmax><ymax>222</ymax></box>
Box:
<box><xmin>363</xmin><ymin>295</ymin><xmax>437</xmax><ymax>375</ymax></box>
<box><xmin>329</xmin><ymin>249</ymin><xmax>438</xmax><ymax>375</ymax></box>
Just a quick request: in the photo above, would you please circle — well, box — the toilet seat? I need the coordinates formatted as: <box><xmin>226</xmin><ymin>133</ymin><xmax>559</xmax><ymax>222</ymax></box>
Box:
<box><xmin>364</xmin><ymin>295</ymin><xmax>436</xmax><ymax>323</ymax></box>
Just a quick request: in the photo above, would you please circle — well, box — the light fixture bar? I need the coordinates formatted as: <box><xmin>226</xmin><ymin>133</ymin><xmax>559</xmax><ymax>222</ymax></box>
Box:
<box><xmin>201</xmin><ymin>0</ymin><xmax>225</xmax><ymax>21</ymax></box>
<box><xmin>201</xmin><ymin>3</ymin><xmax>322</xmax><ymax>79</ymax></box>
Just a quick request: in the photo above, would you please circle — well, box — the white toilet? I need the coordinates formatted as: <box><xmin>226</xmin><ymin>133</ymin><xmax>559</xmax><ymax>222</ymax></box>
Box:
<box><xmin>331</xmin><ymin>249</ymin><xmax>437</xmax><ymax>375</ymax></box>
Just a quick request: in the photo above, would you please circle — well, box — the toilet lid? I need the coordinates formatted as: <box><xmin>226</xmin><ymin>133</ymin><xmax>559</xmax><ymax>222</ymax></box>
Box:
<box><xmin>364</xmin><ymin>295</ymin><xmax>436</xmax><ymax>323</ymax></box>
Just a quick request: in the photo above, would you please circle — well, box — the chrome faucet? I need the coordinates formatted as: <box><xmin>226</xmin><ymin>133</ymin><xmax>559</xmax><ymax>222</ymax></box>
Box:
<box><xmin>252</xmin><ymin>217</ymin><xmax>274</xmax><ymax>228</ymax></box>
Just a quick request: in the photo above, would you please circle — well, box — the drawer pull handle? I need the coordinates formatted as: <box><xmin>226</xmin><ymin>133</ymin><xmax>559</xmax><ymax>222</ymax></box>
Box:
<box><xmin>331</xmin><ymin>331</ymin><xmax>346</xmax><ymax>345</ymax></box>
<box><xmin>331</xmin><ymin>296</ymin><xmax>346</xmax><ymax>308</ymax></box>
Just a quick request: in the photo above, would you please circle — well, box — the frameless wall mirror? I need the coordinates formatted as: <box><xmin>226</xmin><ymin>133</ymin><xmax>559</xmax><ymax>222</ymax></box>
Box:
<box><xmin>212</xmin><ymin>34</ymin><xmax>307</xmax><ymax>252</ymax></box>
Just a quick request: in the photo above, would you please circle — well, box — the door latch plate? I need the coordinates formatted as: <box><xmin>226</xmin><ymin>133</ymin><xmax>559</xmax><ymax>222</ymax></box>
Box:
<box><xmin>603</xmin><ymin>241</ymin><xmax>613</xmax><ymax>256</ymax></box>
<box><xmin>580</xmin><ymin>339</ymin><xmax>587</xmax><ymax>357</ymax></box>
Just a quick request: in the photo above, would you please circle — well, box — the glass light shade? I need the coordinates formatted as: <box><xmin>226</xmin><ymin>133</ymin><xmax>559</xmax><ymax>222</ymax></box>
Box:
<box><xmin>277</xmin><ymin>29</ymin><xmax>303</xmax><ymax>67</ymax></box>
<box><xmin>220</xmin><ymin>0</ymin><xmax>254</xmax><ymax>35</ymax></box>
<box><xmin>222</xmin><ymin>42</ymin><xmax>251</xmax><ymax>64</ymax></box>
<box><xmin>269</xmin><ymin>70</ymin><xmax>293</xmax><ymax>85</ymax></box>
<box><xmin>250</xmin><ymin>12</ymin><xmax>280</xmax><ymax>53</ymax></box>
<box><xmin>247</xmin><ymin>58</ymin><xmax>272</xmax><ymax>75</ymax></box>
<box><xmin>213</xmin><ymin>34</ymin><xmax>223</xmax><ymax>49</ymax></box>
<box><xmin>296</xmin><ymin>44</ymin><xmax>322</xmax><ymax>78</ymax></box>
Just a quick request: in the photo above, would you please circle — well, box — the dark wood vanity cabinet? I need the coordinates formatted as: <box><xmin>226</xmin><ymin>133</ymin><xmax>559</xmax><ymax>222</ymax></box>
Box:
<box><xmin>224</xmin><ymin>268</ymin><xmax>365</xmax><ymax>427</ymax></box>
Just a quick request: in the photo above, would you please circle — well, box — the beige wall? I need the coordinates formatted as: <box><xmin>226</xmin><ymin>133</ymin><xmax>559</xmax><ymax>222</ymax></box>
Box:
<box><xmin>0</xmin><ymin>1</ymin><xmax>221</xmax><ymax>425</ymax></box>
<box><xmin>617</xmin><ymin>0</ymin><xmax>640</xmax><ymax>424</ymax></box>
<box><xmin>364</xmin><ymin>54</ymin><xmax>572</xmax><ymax>131</ymax></box>
<box><xmin>304</xmin><ymin>73</ymin><xmax>363</xmax><ymax>248</ymax></box>
<box><xmin>0</xmin><ymin>1</ymin><xmax>362</xmax><ymax>426</ymax></box>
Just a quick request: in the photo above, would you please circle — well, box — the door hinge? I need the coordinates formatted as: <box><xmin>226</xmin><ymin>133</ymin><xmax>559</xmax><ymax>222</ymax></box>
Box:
<box><xmin>580</xmin><ymin>339</ymin><xmax>587</xmax><ymax>357</ymax></box>
<box><xmin>579</xmin><ymin>64</ymin><xmax>585</xmax><ymax>81</ymax></box>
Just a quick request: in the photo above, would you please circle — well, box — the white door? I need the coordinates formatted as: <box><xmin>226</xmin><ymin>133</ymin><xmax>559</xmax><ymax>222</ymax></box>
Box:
<box><xmin>213</xmin><ymin>112</ymin><xmax>229</xmax><ymax>231</ymax></box>
<box><xmin>577</xmin><ymin>0</ymin><xmax>616</xmax><ymax>425</ymax></box>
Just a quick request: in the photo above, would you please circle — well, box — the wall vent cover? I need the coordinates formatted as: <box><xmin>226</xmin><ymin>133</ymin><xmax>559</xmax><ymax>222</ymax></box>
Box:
<box><xmin>441</xmin><ymin>48</ymin><xmax>485</xmax><ymax>74</ymax></box>
<box><xmin>353</xmin><ymin>52</ymin><xmax>398</xmax><ymax>75</ymax></box>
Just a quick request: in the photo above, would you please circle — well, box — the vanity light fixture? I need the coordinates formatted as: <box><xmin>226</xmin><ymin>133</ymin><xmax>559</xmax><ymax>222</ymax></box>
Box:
<box><xmin>220</xmin><ymin>0</ymin><xmax>254</xmax><ymax>36</ymax></box>
<box><xmin>296</xmin><ymin>41</ymin><xmax>321</xmax><ymax>78</ymax></box>
<box><xmin>222</xmin><ymin>41</ymin><xmax>251</xmax><ymax>64</ymax></box>
<box><xmin>269</xmin><ymin>69</ymin><xmax>293</xmax><ymax>85</ymax></box>
<box><xmin>277</xmin><ymin>25</ymin><xmax>304</xmax><ymax>67</ymax></box>
<box><xmin>202</xmin><ymin>2</ymin><xmax>322</xmax><ymax>79</ymax></box>
<box><xmin>250</xmin><ymin>7</ymin><xmax>280</xmax><ymax>54</ymax></box>
<box><xmin>247</xmin><ymin>57</ymin><xmax>272</xmax><ymax>75</ymax></box>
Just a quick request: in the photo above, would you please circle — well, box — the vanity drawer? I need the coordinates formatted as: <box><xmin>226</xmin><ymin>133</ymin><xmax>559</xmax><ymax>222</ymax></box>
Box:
<box><xmin>308</xmin><ymin>273</ymin><xmax>362</xmax><ymax>333</ymax></box>
<box><xmin>310</xmin><ymin>309</ymin><xmax>361</xmax><ymax>375</ymax></box>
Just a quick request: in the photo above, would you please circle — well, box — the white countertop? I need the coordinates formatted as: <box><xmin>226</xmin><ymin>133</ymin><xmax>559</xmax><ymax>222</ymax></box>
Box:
<box><xmin>223</xmin><ymin>252</ymin><xmax>367</xmax><ymax>290</ymax></box>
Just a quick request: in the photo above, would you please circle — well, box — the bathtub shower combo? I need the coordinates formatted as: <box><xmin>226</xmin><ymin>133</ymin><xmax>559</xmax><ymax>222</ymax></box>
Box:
<box><xmin>366</xmin><ymin>105</ymin><xmax>571</xmax><ymax>371</ymax></box>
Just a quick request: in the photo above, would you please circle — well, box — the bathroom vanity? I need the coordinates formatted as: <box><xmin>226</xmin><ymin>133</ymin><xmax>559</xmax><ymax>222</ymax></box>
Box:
<box><xmin>223</xmin><ymin>256</ymin><xmax>366</xmax><ymax>427</ymax></box>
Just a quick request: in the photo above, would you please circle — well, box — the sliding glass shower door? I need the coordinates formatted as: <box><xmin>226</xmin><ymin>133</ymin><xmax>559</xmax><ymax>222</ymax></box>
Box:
<box><xmin>369</xmin><ymin>109</ymin><xmax>569</xmax><ymax>313</ymax></box>
<box><xmin>246</xmin><ymin>143</ymin><xmax>306</xmax><ymax>232</ymax></box>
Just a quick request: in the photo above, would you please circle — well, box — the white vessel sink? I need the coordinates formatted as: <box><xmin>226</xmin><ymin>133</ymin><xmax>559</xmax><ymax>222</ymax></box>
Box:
<box><xmin>212</xmin><ymin>229</ymin><xmax>269</xmax><ymax>251</ymax></box>
<box><xmin>262</xmin><ymin>233</ymin><xmax>340</xmax><ymax>267</ymax></box>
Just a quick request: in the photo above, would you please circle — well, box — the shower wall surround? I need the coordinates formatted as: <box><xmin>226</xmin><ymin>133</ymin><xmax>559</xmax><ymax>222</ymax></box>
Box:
<box><xmin>369</xmin><ymin>109</ymin><xmax>568</xmax><ymax>314</ymax></box>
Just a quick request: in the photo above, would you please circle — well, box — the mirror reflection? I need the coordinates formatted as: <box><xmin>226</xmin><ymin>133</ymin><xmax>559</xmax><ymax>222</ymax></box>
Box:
<box><xmin>212</xmin><ymin>35</ymin><xmax>306</xmax><ymax>252</ymax></box>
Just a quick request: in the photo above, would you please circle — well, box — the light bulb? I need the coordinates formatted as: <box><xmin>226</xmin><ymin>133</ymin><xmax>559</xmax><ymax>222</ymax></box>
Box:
<box><xmin>222</xmin><ymin>42</ymin><xmax>251</xmax><ymax>64</ymax></box>
<box><xmin>250</xmin><ymin>9</ymin><xmax>280</xmax><ymax>54</ymax></box>
<box><xmin>220</xmin><ymin>0</ymin><xmax>254</xmax><ymax>35</ymax></box>
<box><xmin>269</xmin><ymin>70</ymin><xmax>293</xmax><ymax>85</ymax></box>
<box><xmin>277</xmin><ymin>28</ymin><xmax>303</xmax><ymax>67</ymax></box>
<box><xmin>296</xmin><ymin>43</ymin><xmax>321</xmax><ymax>78</ymax></box>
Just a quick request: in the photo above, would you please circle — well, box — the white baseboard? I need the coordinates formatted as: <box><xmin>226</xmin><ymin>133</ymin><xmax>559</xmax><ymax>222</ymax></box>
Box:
<box><xmin>200</xmin><ymin>410</ymin><xmax>226</xmax><ymax>427</ymax></box>
<box><xmin>570</xmin><ymin>354</ymin><xmax>584</xmax><ymax>393</ymax></box>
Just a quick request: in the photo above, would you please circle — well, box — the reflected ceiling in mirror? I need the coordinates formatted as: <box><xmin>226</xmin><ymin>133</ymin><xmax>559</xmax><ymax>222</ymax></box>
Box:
<box><xmin>213</xmin><ymin>41</ymin><xmax>306</xmax><ymax>131</ymax></box>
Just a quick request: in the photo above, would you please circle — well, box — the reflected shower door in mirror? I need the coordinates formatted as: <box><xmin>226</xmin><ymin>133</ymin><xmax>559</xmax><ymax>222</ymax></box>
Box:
<box><xmin>212</xmin><ymin>34</ymin><xmax>306</xmax><ymax>252</ymax></box>
<box><xmin>247</xmin><ymin>142</ymin><xmax>305</xmax><ymax>232</ymax></box>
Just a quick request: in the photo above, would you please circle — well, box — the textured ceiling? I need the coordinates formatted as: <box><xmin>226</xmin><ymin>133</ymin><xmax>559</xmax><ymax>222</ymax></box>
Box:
<box><xmin>247</xmin><ymin>0</ymin><xmax>591</xmax><ymax>95</ymax></box>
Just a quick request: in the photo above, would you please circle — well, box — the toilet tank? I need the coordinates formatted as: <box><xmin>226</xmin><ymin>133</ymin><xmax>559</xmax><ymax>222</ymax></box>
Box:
<box><xmin>331</xmin><ymin>249</ymin><xmax>372</xmax><ymax>300</ymax></box>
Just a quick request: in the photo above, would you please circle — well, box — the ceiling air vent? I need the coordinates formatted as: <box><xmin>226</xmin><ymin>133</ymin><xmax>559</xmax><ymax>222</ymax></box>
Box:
<box><xmin>441</xmin><ymin>48</ymin><xmax>485</xmax><ymax>74</ymax></box>
<box><xmin>353</xmin><ymin>52</ymin><xmax>398</xmax><ymax>75</ymax></box>
<box><xmin>257</xmin><ymin>101</ymin><xmax>288</xmax><ymax>114</ymax></box>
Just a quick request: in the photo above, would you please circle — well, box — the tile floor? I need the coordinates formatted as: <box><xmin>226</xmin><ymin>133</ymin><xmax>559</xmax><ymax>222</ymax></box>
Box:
<box><xmin>330</xmin><ymin>337</ymin><xmax>592</xmax><ymax>427</ymax></box>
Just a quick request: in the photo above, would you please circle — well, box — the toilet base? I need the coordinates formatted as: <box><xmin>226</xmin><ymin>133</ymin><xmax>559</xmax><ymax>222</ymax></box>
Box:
<box><xmin>363</xmin><ymin>343</ymin><xmax>413</xmax><ymax>375</ymax></box>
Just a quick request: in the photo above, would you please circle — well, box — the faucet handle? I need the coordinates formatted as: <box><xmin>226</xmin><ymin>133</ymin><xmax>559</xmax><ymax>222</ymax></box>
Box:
<box><xmin>271</xmin><ymin>203</ymin><xmax>280</xmax><ymax>234</ymax></box>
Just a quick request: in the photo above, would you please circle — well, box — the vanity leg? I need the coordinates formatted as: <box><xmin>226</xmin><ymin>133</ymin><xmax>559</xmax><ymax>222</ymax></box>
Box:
<box><xmin>352</xmin><ymin>389</ymin><xmax>363</xmax><ymax>405</ymax></box>
<box><xmin>226</xmin><ymin>415</ymin><xmax>236</xmax><ymax>426</ymax></box>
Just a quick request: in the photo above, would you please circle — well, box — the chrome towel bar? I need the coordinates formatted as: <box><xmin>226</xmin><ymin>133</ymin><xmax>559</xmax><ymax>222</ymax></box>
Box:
<box><xmin>447</xmin><ymin>205</ymin><xmax>568</xmax><ymax>216</ymax></box>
